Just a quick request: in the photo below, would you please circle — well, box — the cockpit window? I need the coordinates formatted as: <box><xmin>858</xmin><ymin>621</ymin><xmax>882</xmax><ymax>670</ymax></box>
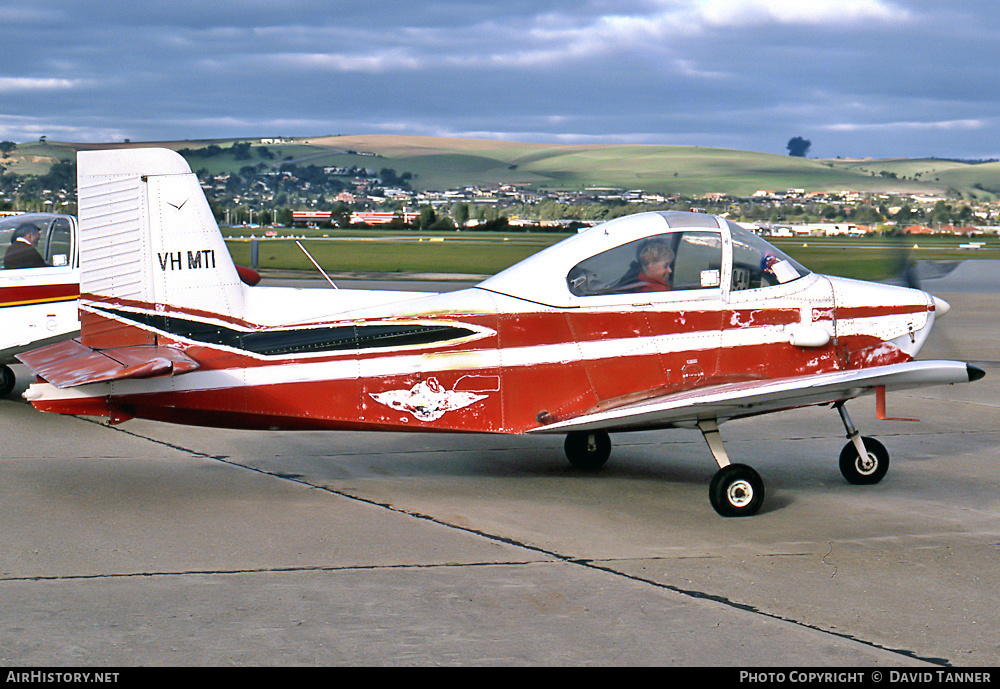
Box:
<box><xmin>727</xmin><ymin>221</ymin><xmax>810</xmax><ymax>291</ymax></box>
<box><xmin>567</xmin><ymin>231</ymin><xmax>723</xmax><ymax>297</ymax></box>
<box><xmin>0</xmin><ymin>214</ymin><xmax>75</xmax><ymax>271</ymax></box>
<box><xmin>1</xmin><ymin>216</ymin><xmax>51</xmax><ymax>271</ymax></box>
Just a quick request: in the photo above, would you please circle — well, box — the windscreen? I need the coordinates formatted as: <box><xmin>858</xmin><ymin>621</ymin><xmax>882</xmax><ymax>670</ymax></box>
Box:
<box><xmin>45</xmin><ymin>217</ymin><xmax>72</xmax><ymax>267</ymax></box>
<box><xmin>726</xmin><ymin>221</ymin><xmax>810</xmax><ymax>291</ymax></box>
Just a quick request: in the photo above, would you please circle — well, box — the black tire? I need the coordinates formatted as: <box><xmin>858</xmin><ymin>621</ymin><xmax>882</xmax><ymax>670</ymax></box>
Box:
<box><xmin>709</xmin><ymin>464</ymin><xmax>765</xmax><ymax>517</ymax></box>
<box><xmin>564</xmin><ymin>431</ymin><xmax>611</xmax><ymax>471</ymax></box>
<box><xmin>0</xmin><ymin>365</ymin><xmax>14</xmax><ymax>398</ymax></box>
<box><xmin>839</xmin><ymin>437</ymin><xmax>889</xmax><ymax>485</ymax></box>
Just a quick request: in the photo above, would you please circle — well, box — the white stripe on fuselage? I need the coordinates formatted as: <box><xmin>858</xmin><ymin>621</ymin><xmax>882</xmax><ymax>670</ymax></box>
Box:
<box><xmin>29</xmin><ymin>321</ymin><xmax>817</xmax><ymax>401</ymax></box>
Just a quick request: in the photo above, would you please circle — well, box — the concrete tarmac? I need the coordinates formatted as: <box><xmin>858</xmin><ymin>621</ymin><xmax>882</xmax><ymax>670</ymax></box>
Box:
<box><xmin>1</xmin><ymin>273</ymin><xmax>998</xmax><ymax>666</ymax></box>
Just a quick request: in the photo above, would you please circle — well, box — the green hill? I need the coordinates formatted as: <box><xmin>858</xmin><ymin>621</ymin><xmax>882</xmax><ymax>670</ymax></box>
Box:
<box><xmin>5</xmin><ymin>135</ymin><xmax>999</xmax><ymax>199</ymax></box>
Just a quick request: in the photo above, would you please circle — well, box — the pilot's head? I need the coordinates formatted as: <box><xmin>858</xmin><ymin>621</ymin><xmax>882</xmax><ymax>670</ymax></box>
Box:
<box><xmin>638</xmin><ymin>238</ymin><xmax>674</xmax><ymax>285</ymax></box>
<box><xmin>13</xmin><ymin>223</ymin><xmax>41</xmax><ymax>245</ymax></box>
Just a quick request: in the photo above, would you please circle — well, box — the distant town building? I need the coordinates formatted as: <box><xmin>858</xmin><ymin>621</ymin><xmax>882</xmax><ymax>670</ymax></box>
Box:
<box><xmin>350</xmin><ymin>211</ymin><xmax>421</xmax><ymax>225</ymax></box>
<box><xmin>292</xmin><ymin>211</ymin><xmax>331</xmax><ymax>224</ymax></box>
<box><xmin>292</xmin><ymin>210</ymin><xmax>421</xmax><ymax>226</ymax></box>
<box><xmin>801</xmin><ymin>223</ymin><xmax>869</xmax><ymax>236</ymax></box>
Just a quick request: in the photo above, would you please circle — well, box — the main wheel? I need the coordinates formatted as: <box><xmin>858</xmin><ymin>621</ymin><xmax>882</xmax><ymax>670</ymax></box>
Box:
<box><xmin>564</xmin><ymin>431</ymin><xmax>611</xmax><ymax>471</ymax></box>
<box><xmin>0</xmin><ymin>365</ymin><xmax>14</xmax><ymax>397</ymax></box>
<box><xmin>839</xmin><ymin>437</ymin><xmax>889</xmax><ymax>485</ymax></box>
<box><xmin>709</xmin><ymin>464</ymin><xmax>765</xmax><ymax>517</ymax></box>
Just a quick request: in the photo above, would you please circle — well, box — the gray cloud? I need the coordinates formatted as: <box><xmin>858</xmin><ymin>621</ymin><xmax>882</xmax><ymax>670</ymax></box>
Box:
<box><xmin>0</xmin><ymin>0</ymin><xmax>996</xmax><ymax>159</ymax></box>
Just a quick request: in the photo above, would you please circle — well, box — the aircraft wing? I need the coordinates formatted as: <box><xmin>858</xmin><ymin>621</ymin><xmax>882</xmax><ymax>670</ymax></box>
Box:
<box><xmin>17</xmin><ymin>339</ymin><xmax>199</xmax><ymax>388</ymax></box>
<box><xmin>530</xmin><ymin>360</ymin><xmax>983</xmax><ymax>434</ymax></box>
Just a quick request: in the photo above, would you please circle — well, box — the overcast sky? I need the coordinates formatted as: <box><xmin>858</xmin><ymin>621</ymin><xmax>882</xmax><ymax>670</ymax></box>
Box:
<box><xmin>1</xmin><ymin>1</ymin><xmax>996</xmax><ymax>160</ymax></box>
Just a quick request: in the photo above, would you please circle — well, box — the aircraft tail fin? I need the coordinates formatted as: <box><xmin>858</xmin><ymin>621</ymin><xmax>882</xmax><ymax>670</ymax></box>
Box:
<box><xmin>77</xmin><ymin>148</ymin><xmax>246</xmax><ymax>347</ymax></box>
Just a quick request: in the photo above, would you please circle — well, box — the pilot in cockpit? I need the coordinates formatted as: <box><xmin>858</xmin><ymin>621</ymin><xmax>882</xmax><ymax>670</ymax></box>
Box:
<box><xmin>3</xmin><ymin>223</ymin><xmax>47</xmax><ymax>270</ymax></box>
<box><xmin>636</xmin><ymin>238</ymin><xmax>674</xmax><ymax>292</ymax></box>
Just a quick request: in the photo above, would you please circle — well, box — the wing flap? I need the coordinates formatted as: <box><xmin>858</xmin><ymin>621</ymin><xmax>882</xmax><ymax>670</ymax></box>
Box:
<box><xmin>17</xmin><ymin>339</ymin><xmax>199</xmax><ymax>388</ymax></box>
<box><xmin>531</xmin><ymin>360</ymin><xmax>979</xmax><ymax>434</ymax></box>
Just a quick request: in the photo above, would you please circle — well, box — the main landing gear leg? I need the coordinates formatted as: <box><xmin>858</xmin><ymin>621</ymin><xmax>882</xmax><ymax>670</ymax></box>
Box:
<box><xmin>834</xmin><ymin>401</ymin><xmax>889</xmax><ymax>485</ymax></box>
<box><xmin>699</xmin><ymin>419</ymin><xmax>764</xmax><ymax>517</ymax></box>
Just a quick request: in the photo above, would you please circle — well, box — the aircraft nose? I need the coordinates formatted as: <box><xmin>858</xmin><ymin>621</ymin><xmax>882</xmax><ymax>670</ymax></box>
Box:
<box><xmin>932</xmin><ymin>295</ymin><xmax>951</xmax><ymax>316</ymax></box>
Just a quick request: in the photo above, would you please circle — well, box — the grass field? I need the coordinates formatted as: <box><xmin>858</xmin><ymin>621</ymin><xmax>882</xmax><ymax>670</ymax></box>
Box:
<box><xmin>16</xmin><ymin>134</ymin><xmax>1000</xmax><ymax>199</ymax></box>
<box><xmin>225</xmin><ymin>231</ymin><xmax>565</xmax><ymax>276</ymax></box>
<box><xmin>293</xmin><ymin>136</ymin><xmax>962</xmax><ymax>197</ymax></box>
<box><xmin>225</xmin><ymin>229</ymin><xmax>999</xmax><ymax>282</ymax></box>
<box><xmin>304</xmin><ymin>135</ymin><xmax>990</xmax><ymax>197</ymax></box>
<box><xmin>771</xmin><ymin>236</ymin><xmax>1000</xmax><ymax>280</ymax></box>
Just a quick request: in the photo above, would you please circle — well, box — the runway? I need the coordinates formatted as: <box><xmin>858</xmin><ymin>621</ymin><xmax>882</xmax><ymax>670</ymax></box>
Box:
<box><xmin>1</xmin><ymin>272</ymin><xmax>998</xmax><ymax>666</ymax></box>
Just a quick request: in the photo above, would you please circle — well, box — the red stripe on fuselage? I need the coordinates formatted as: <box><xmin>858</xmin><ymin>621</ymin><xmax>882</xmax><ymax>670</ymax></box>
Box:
<box><xmin>0</xmin><ymin>283</ymin><xmax>79</xmax><ymax>308</ymax></box>
<box><xmin>725</xmin><ymin>308</ymin><xmax>801</xmax><ymax>328</ymax></box>
<box><xmin>836</xmin><ymin>304</ymin><xmax>929</xmax><ymax>319</ymax></box>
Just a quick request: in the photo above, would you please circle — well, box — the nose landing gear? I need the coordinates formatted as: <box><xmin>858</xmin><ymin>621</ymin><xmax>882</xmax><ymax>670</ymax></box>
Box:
<box><xmin>835</xmin><ymin>401</ymin><xmax>889</xmax><ymax>485</ymax></box>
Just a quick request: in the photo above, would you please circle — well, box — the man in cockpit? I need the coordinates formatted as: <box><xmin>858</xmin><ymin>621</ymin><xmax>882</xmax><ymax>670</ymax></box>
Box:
<box><xmin>3</xmin><ymin>223</ymin><xmax>47</xmax><ymax>269</ymax></box>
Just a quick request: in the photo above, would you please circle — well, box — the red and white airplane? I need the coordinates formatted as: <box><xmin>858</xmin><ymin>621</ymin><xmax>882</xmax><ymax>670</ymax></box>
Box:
<box><xmin>19</xmin><ymin>148</ymin><xmax>984</xmax><ymax>516</ymax></box>
<box><xmin>0</xmin><ymin>213</ymin><xmax>80</xmax><ymax>397</ymax></box>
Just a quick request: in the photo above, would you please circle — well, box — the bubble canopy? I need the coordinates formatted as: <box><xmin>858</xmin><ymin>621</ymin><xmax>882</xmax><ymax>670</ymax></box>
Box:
<box><xmin>477</xmin><ymin>211</ymin><xmax>810</xmax><ymax>307</ymax></box>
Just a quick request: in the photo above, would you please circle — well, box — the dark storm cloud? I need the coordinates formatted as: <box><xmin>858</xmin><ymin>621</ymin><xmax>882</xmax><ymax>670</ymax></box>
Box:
<box><xmin>0</xmin><ymin>1</ymin><xmax>996</xmax><ymax>158</ymax></box>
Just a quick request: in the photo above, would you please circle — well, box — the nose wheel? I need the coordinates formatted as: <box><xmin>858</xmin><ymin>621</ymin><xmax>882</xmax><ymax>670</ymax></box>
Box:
<box><xmin>839</xmin><ymin>436</ymin><xmax>889</xmax><ymax>484</ymax></box>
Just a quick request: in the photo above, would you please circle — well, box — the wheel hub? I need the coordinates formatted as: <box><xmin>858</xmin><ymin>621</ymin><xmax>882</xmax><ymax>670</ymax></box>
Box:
<box><xmin>856</xmin><ymin>453</ymin><xmax>877</xmax><ymax>474</ymax></box>
<box><xmin>727</xmin><ymin>479</ymin><xmax>754</xmax><ymax>507</ymax></box>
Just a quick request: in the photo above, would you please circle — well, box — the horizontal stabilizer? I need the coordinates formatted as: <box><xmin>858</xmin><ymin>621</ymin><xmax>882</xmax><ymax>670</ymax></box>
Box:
<box><xmin>17</xmin><ymin>339</ymin><xmax>199</xmax><ymax>388</ymax></box>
